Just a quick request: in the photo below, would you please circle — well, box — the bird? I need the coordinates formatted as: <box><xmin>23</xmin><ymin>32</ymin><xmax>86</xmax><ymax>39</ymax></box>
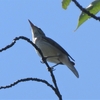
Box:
<box><xmin>28</xmin><ymin>19</ymin><xmax>79</xmax><ymax>78</ymax></box>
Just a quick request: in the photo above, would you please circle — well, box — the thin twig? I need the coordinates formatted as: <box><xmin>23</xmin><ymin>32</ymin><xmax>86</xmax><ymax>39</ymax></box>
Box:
<box><xmin>0</xmin><ymin>78</ymin><xmax>55</xmax><ymax>91</ymax></box>
<box><xmin>0</xmin><ymin>36</ymin><xmax>62</xmax><ymax>100</ymax></box>
<box><xmin>43</xmin><ymin>59</ymin><xmax>62</xmax><ymax>100</ymax></box>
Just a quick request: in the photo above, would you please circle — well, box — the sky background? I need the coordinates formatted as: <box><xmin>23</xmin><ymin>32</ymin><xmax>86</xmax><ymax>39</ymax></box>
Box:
<box><xmin>0</xmin><ymin>0</ymin><xmax>100</xmax><ymax>100</ymax></box>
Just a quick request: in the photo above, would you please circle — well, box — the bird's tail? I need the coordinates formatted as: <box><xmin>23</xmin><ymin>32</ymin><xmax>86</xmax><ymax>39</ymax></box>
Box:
<box><xmin>64</xmin><ymin>58</ymin><xmax>79</xmax><ymax>78</ymax></box>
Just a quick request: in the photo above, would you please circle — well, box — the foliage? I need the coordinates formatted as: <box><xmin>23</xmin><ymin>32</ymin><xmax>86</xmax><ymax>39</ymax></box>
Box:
<box><xmin>62</xmin><ymin>0</ymin><xmax>100</xmax><ymax>30</ymax></box>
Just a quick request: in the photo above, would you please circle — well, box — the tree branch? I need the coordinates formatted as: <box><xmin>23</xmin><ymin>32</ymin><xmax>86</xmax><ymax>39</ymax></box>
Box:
<box><xmin>72</xmin><ymin>0</ymin><xmax>100</xmax><ymax>21</ymax></box>
<box><xmin>0</xmin><ymin>36</ymin><xmax>62</xmax><ymax>100</ymax></box>
<box><xmin>0</xmin><ymin>78</ymin><xmax>56</xmax><ymax>91</ymax></box>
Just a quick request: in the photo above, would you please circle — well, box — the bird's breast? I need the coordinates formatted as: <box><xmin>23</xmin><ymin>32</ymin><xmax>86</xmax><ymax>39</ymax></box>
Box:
<box><xmin>34</xmin><ymin>37</ymin><xmax>62</xmax><ymax>63</ymax></box>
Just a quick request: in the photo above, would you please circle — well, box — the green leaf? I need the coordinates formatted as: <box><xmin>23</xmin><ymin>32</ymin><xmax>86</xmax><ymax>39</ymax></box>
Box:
<box><xmin>62</xmin><ymin>0</ymin><xmax>71</xmax><ymax>9</ymax></box>
<box><xmin>75</xmin><ymin>0</ymin><xmax>100</xmax><ymax>31</ymax></box>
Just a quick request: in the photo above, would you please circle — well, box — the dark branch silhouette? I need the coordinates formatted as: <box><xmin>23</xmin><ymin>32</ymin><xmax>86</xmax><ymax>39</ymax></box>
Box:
<box><xmin>72</xmin><ymin>0</ymin><xmax>100</xmax><ymax>21</ymax></box>
<box><xmin>0</xmin><ymin>36</ymin><xmax>62</xmax><ymax>100</ymax></box>
<box><xmin>0</xmin><ymin>78</ymin><xmax>55</xmax><ymax>91</ymax></box>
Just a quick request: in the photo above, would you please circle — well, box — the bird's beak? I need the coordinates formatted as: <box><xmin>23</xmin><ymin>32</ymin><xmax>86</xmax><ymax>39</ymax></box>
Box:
<box><xmin>28</xmin><ymin>19</ymin><xmax>35</xmax><ymax>29</ymax></box>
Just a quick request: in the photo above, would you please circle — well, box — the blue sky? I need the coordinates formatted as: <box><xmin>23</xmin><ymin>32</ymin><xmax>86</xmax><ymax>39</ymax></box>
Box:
<box><xmin>0</xmin><ymin>0</ymin><xmax>100</xmax><ymax>99</ymax></box>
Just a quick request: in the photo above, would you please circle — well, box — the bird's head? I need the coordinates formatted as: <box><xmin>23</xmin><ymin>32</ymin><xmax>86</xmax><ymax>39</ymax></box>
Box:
<box><xmin>28</xmin><ymin>19</ymin><xmax>45</xmax><ymax>38</ymax></box>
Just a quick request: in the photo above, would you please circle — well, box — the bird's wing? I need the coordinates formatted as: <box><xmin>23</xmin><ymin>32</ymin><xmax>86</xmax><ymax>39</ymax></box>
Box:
<box><xmin>42</xmin><ymin>36</ymin><xmax>75</xmax><ymax>61</ymax></box>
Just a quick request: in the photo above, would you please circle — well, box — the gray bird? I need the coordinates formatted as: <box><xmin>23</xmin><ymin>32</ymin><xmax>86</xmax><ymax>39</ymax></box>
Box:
<box><xmin>28</xmin><ymin>20</ymin><xmax>79</xmax><ymax>78</ymax></box>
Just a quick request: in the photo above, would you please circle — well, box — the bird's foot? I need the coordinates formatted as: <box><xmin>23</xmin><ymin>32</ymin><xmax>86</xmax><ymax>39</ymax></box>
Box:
<box><xmin>47</xmin><ymin>67</ymin><xmax>56</xmax><ymax>71</ymax></box>
<box><xmin>49</xmin><ymin>63</ymin><xmax>61</xmax><ymax>71</ymax></box>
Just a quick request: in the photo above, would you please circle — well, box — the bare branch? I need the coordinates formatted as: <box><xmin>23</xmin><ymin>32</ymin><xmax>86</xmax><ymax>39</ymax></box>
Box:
<box><xmin>0</xmin><ymin>78</ymin><xmax>55</xmax><ymax>90</ymax></box>
<box><xmin>0</xmin><ymin>36</ymin><xmax>62</xmax><ymax>100</ymax></box>
<box><xmin>72</xmin><ymin>0</ymin><xmax>100</xmax><ymax>21</ymax></box>
<box><xmin>0</xmin><ymin>36</ymin><xmax>44</xmax><ymax>58</ymax></box>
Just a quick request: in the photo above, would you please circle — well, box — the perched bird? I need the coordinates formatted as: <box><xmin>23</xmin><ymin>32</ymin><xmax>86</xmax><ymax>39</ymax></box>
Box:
<box><xmin>28</xmin><ymin>20</ymin><xmax>79</xmax><ymax>78</ymax></box>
